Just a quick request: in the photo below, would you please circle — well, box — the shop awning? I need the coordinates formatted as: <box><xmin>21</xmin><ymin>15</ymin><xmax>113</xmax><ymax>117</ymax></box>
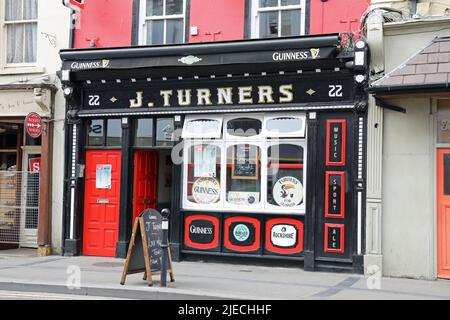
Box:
<box><xmin>60</xmin><ymin>34</ymin><xmax>342</xmax><ymax>72</ymax></box>
<box><xmin>368</xmin><ymin>37</ymin><xmax>450</xmax><ymax>96</ymax></box>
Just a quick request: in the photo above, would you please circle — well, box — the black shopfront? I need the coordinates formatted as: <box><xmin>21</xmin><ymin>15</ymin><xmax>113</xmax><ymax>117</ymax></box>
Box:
<box><xmin>59</xmin><ymin>34</ymin><xmax>369</xmax><ymax>272</ymax></box>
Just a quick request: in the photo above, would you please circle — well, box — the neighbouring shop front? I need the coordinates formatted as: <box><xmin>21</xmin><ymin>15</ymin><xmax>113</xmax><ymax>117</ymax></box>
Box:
<box><xmin>59</xmin><ymin>34</ymin><xmax>369</xmax><ymax>272</ymax></box>
<box><xmin>0</xmin><ymin>84</ymin><xmax>54</xmax><ymax>251</ymax></box>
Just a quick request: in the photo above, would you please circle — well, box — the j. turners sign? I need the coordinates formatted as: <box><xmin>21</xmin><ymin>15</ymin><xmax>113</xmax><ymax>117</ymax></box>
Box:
<box><xmin>82</xmin><ymin>76</ymin><xmax>353</xmax><ymax>110</ymax></box>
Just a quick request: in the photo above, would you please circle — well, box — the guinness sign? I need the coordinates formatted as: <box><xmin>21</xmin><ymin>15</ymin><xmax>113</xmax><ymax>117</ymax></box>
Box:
<box><xmin>184</xmin><ymin>215</ymin><xmax>220</xmax><ymax>251</ymax></box>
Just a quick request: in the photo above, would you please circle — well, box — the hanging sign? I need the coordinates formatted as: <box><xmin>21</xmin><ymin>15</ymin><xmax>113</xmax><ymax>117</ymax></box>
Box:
<box><xmin>96</xmin><ymin>164</ymin><xmax>112</xmax><ymax>189</ymax></box>
<box><xmin>25</xmin><ymin>112</ymin><xmax>43</xmax><ymax>139</ymax></box>
<box><xmin>120</xmin><ymin>209</ymin><xmax>175</xmax><ymax>286</ymax></box>
<box><xmin>273</xmin><ymin>176</ymin><xmax>303</xmax><ymax>207</ymax></box>
<box><xmin>63</xmin><ymin>0</ymin><xmax>85</xmax><ymax>11</ymax></box>
<box><xmin>192</xmin><ymin>177</ymin><xmax>220</xmax><ymax>204</ymax></box>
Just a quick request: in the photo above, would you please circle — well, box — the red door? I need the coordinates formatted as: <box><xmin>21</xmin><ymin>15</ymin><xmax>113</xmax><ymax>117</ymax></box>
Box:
<box><xmin>83</xmin><ymin>150</ymin><xmax>121</xmax><ymax>257</ymax></box>
<box><xmin>437</xmin><ymin>149</ymin><xmax>450</xmax><ymax>279</ymax></box>
<box><xmin>310</xmin><ymin>0</ymin><xmax>370</xmax><ymax>35</ymax></box>
<box><xmin>133</xmin><ymin>150</ymin><xmax>158</xmax><ymax>221</ymax></box>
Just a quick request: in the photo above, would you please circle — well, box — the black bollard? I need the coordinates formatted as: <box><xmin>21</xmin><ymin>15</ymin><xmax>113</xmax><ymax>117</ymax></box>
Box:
<box><xmin>160</xmin><ymin>208</ymin><xmax>170</xmax><ymax>287</ymax></box>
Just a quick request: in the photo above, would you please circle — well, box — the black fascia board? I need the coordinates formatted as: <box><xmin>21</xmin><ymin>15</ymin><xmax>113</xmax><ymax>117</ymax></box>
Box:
<box><xmin>367</xmin><ymin>83</ymin><xmax>450</xmax><ymax>96</ymax></box>
<box><xmin>60</xmin><ymin>34</ymin><xmax>341</xmax><ymax>61</ymax></box>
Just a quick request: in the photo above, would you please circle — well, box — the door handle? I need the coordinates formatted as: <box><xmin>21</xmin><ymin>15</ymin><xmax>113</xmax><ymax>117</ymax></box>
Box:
<box><xmin>143</xmin><ymin>199</ymin><xmax>151</xmax><ymax>205</ymax></box>
<box><xmin>97</xmin><ymin>198</ymin><xmax>110</xmax><ymax>204</ymax></box>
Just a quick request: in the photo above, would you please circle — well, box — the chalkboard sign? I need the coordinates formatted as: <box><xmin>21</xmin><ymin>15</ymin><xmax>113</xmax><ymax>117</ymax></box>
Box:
<box><xmin>120</xmin><ymin>209</ymin><xmax>174</xmax><ymax>286</ymax></box>
<box><xmin>232</xmin><ymin>144</ymin><xmax>259</xmax><ymax>180</ymax></box>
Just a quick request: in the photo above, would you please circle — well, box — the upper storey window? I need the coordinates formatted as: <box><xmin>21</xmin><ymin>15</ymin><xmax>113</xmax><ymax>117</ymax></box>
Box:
<box><xmin>140</xmin><ymin>0</ymin><xmax>186</xmax><ymax>45</ymax></box>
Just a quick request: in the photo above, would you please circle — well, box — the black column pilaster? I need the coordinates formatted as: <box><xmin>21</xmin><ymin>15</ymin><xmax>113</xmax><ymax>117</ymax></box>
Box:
<box><xmin>304</xmin><ymin>113</ymin><xmax>319</xmax><ymax>271</ymax></box>
<box><xmin>116</xmin><ymin>117</ymin><xmax>133</xmax><ymax>258</ymax></box>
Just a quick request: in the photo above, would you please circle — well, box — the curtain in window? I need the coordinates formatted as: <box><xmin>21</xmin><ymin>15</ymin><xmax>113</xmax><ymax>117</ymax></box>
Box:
<box><xmin>5</xmin><ymin>0</ymin><xmax>38</xmax><ymax>64</ymax></box>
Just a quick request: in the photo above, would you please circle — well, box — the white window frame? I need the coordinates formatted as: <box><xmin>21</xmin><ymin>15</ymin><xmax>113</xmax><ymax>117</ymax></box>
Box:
<box><xmin>251</xmin><ymin>0</ymin><xmax>305</xmax><ymax>39</ymax></box>
<box><xmin>224</xmin><ymin>114</ymin><xmax>264</xmax><ymax>141</ymax></box>
<box><xmin>181</xmin><ymin>113</ymin><xmax>307</xmax><ymax>215</ymax></box>
<box><xmin>182</xmin><ymin>115</ymin><xmax>223</xmax><ymax>139</ymax></box>
<box><xmin>139</xmin><ymin>0</ymin><xmax>186</xmax><ymax>45</ymax></box>
<box><xmin>263</xmin><ymin>113</ymin><xmax>306</xmax><ymax>138</ymax></box>
<box><xmin>182</xmin><ymin>140</ymin><xmax>224</xmax><ymax>210</ymax></box>
<box><xmin>0</xmin><ymin>0</ymin><xmax>38</xmax><ymax>68</ymax></box>
<box><xmin>265</xmin><ymin>139</ymin><xmax>306</xmax><ymax>213</ymax></box>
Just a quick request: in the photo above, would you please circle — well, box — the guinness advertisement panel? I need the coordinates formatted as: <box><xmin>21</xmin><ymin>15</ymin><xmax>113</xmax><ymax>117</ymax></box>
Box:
<box><xmin>224</xmin><ymin>216</ymin><xmax>261</xmax><ymax>254</ymax></box>
<box><xmin>184</xmin><ymin>214</ymin><xmax>220</xmax><ymax>251</ymax></box>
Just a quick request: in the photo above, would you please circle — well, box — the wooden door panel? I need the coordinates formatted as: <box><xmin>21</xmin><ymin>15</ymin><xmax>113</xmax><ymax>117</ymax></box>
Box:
<box><xmin>437</xmin><ymin>149</ymin><xmax>450</xmax><ymax>279</ymax></box>
<box><xmin>133</xmin><ymin>150</ymin><xmax>159</xmax><ymax>221</ymax></box>
<box><xmin>83</xmin><ymin>150</ymin><xmax>121</xmax><ymax>257</ymax></box>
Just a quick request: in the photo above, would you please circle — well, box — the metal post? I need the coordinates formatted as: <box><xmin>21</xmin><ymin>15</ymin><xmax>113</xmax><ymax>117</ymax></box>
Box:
<box><xmin>160</xmin><ymin>208</ymin><xmax>170</xmax><ymax>287</ymax></box>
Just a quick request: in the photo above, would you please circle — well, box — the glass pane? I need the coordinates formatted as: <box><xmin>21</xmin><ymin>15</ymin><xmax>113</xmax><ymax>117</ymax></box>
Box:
<box><xmin>146</xmin><ymin>20</ymin><xmax>164</xmax><ymax>45</ymax></box>
<box><xmin>25</xmin><ymin>154</ymin><xmax>40</xmax><ymax>229</ymax></box>
<box><xmin>226</xmin><ymin>144</ymin><xmax>261</xmax><ymax>206</ymax></box>
<box><xmin>25</xmin><ymin>134</ymin><xmax>41</xmax><ymax>146</ymax></box>
<box><xmin>259</xmin><ymin>11</ymin><xmax>278</xmax><ymax>38</ymax></box>
<box><xmin>166</xmin><ymin>19</ymin><xmax>183</xmax><ymax>44</ymax></box>
<box><xmin>106</xmin><ymin>119</ymin><xmax>122</xmax><ymax>146</ymax></box>
<box><xmin>266</xmin><ymin>117</ymin><xmax>303</xmax><ymax>134</ymax></box>
<box><xmin>184</xmin><ymin>119</ymin><xmax>221</xmax><ymax>138</ymax></box>
<box><xmin>227</xmin><ymin>118</ymin><xmax>262</xmax><ymax>137</ymax></box>
<box><xmin>5</xmin><ymin>0</ymin><xmax>22</xmax><ymax>21</ymax></box>
<box><xmin>0</xmin><ymin>123</ymin><xmax>19</xmax><ymax>149</ymax></box>
<box><xmin>7</xmin><ymin>24</ymin><xmax>24</xmax><ymax>64</ymax></box>
<box><xmin>87</xmin><ymin>119</ymin><xmax>104</xmax><ymax>146</ymax></box>
<box><xmin>146</xmin><ymin>0</ymin><xmax>163</xmax><ymax>16</ymax></box>
<box><xmin>259</xmin><ymin>0</ymin><xmax>278</xmax><ymax>8</ymax></box>
<box><xmin>0</xmin><ymin>153</ymin><xmax>17</xmax><ymax>170</ymax></box>
<box><xmin>23</xmin><ymin>0</ymin><xmax>38</xmax><ymax>19</ymax></box>
<box><xmin>24</xmin><ymin>23</ymin><xmax>37</xmax><ymax>63</ymax></box>
<box><xmin>444</xmin><ymin>154</ymin><xmax>450</xmax><ymax>195</ymax></box>
<box><xmin>187</xmin><ymin>144</ymin><xmax>221</xmax><ymax>204</ymax></box>
<box><xmin>281</xmin><ymin>10</ymin><xmax>300</xmax><ymax>36</ymax></box>
<box><xmin>267</xmin><ymin>144</ymin><xmax>304</xmax><ymax>207</ymax></box>
<box><xmin>135</xmin><ymin>119</ymin><xmax>153</xmax><ymax>147</ymax></box>
<box><xmin>166</xmin><ymin>0</ymin><xmax>183</xmax><ymax>15</ymax></box>
<box><xmin>281</xmin><ymin>0</ymin><xmax>300</xmax><ymax>5</ymax></box>
<box><xmin>156</xmin><ymin>118</ymin><xmax>174</xmax><ymax>147</ymax></box>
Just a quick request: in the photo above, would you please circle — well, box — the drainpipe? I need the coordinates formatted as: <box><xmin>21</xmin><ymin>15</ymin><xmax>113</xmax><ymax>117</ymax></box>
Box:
<box><xmin>411</xmin><ymin>0</ymin><xmax>418</xmax><ymax>18</ymax></box>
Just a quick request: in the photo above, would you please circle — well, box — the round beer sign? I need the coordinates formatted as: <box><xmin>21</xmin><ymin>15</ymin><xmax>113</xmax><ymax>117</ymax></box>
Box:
<box><xmin>25</xmin><ymin>112</ymin><xmax>43</xmax><ymax>139</ymax></box>
<box><xmin>273</xmin><ymin>176</ymin><xmax>303</xmax><ymax>207</ymax></box>
<box><xmin>192</xmin><ymin>177</ymin><xmax>220</xmax><ymax>204</ymax></box>
<box><xmin>233</xmin><ymin>224</ymin><xmax>250</xmax><ymax>242</ymax></box>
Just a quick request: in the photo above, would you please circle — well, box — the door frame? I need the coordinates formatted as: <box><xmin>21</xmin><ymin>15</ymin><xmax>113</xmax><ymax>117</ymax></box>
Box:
<box><xmin>436</xmin><ymin>147</ymin><xmax>450</xmax><ymax>279</ymax></box>
<box><xmin>19</xmin><ymin>146</ymin><xmax>41</xmax><ymax>248</ymax></box>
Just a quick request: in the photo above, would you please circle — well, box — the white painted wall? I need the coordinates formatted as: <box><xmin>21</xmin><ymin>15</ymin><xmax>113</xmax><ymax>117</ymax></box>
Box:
<box><xmin>0</xmin><ymin>0</ymin><xmax>72</xmax><ymax>253</ymax></box>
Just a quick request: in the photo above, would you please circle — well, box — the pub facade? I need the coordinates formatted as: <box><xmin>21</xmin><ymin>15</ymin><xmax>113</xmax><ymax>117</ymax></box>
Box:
<box><xmin>59</xmin><ymin>34</ymin><xmax>369</xmax><ymax>272</ymax></box>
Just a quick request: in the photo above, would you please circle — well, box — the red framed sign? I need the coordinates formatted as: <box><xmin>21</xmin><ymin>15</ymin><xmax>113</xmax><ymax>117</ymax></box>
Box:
<box><xmin>324</xmin><ymin>223</ymin><xmax>345</xmax><ymax>254</ymax></box>
<box><xmin>325</xmin><ymin>171</ymin><xmax>345</xmax><ymax>218</ymax></box>
<box><xmin>63</xmin><ymin>0</ymin><xmax>85</xmax><ymax>11</ymax></box>
<box><xmin>184</xmin><ymin>215</ymin><xmax>220</xmax><ymax>250</ymax></box>
<box><xmin>265</xmin><ymin>218</ymin><xmax>303</xmax><ymax>255</ymax></box>
<box><xmin>224</xmin><ymin>216</ymin><xmax>260</xmax><ymax>253</ymax></box>
<box><xmin>25</xmin><ymin>112</ymin><xmax>43</xmax><ymax>139</ymax></box>
<box><xmin>326</xmin><ymin>119</ymin><xmax>346</xmax><ymax>166</ymax></box>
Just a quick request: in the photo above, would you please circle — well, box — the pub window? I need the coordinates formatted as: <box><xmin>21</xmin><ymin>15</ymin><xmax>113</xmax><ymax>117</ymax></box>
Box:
<box><xmin>106</xmin><ymin>119</ymin><xmax>122</xmax><ymax>146</ymax></box>
<box><xmin>251</xmin><ymin>0</ymin><xmax>305</xmax><ymax>39</ymax></box>
<box><xmin>0</xmin><ymin>123</ymin><xmax>20</xmax><ymax>171</ymax></box>
<box><xmin>181</xmin><ymin>113</ymin><xmax>306</xmax><ymax>214</ymax></box>
<box><xmin>225</xmin><ymin>143</ymin><xmax>262</xmax><ymax>207</ymax></box>
<box><xmin>184</xmin><ymin>142</ymin><xmax>222</xmax><ymax>208</ymax></box>
<box><xmin>87</xmin><ymin>119</ymin><xmax>104</xmax><ymax>146</ymax></box>
<box><xmin>182</xmin><ymin>116</ymin><xmax>223</xmax><ymax>139</ymax></box>
<box><xmin>225</xmin><ymin>116</ymin><xmax>262</xmax><ymax>139</ymax></box>
<box><xmin>264</xmin><ymin>114</ymin><xmax>306</xmax><ymax>138</ymax></box>
<box><xmin>140</xmin><ymin>0</ymin><xmax>186</xmax><ymax>45</ymax></box>
<box><xmin>87</xmin><ymin>119</ymin><xmax>122</xmax><ymax>147</ymax></box>
<box><xmin>135</xmin><ymin>118</ymin><xmax>154</xmax><ymax>147</ymax></box>
<box><xmin>266</xmin><ymin>142</ymin><xmax>305</xmax><ymax>210</ymax></box>
<box><xmin>156</xmin><ymin>118</ymin><xmax>175</xmax><ymax>147</ymax></box>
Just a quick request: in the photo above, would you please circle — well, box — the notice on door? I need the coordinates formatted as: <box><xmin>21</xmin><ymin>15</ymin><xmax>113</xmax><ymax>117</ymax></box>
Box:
<box><xmin>96</xmin><ymin>164</ymin><xmax>112</xmax><ymax>189</ymax></box>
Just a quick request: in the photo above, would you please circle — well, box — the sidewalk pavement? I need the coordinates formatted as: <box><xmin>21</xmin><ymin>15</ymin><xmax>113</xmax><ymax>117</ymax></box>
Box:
<box><xmin>0</xmin><ymin>249</ymin><xmax>449</xmax><ymax>300</ymax></box>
